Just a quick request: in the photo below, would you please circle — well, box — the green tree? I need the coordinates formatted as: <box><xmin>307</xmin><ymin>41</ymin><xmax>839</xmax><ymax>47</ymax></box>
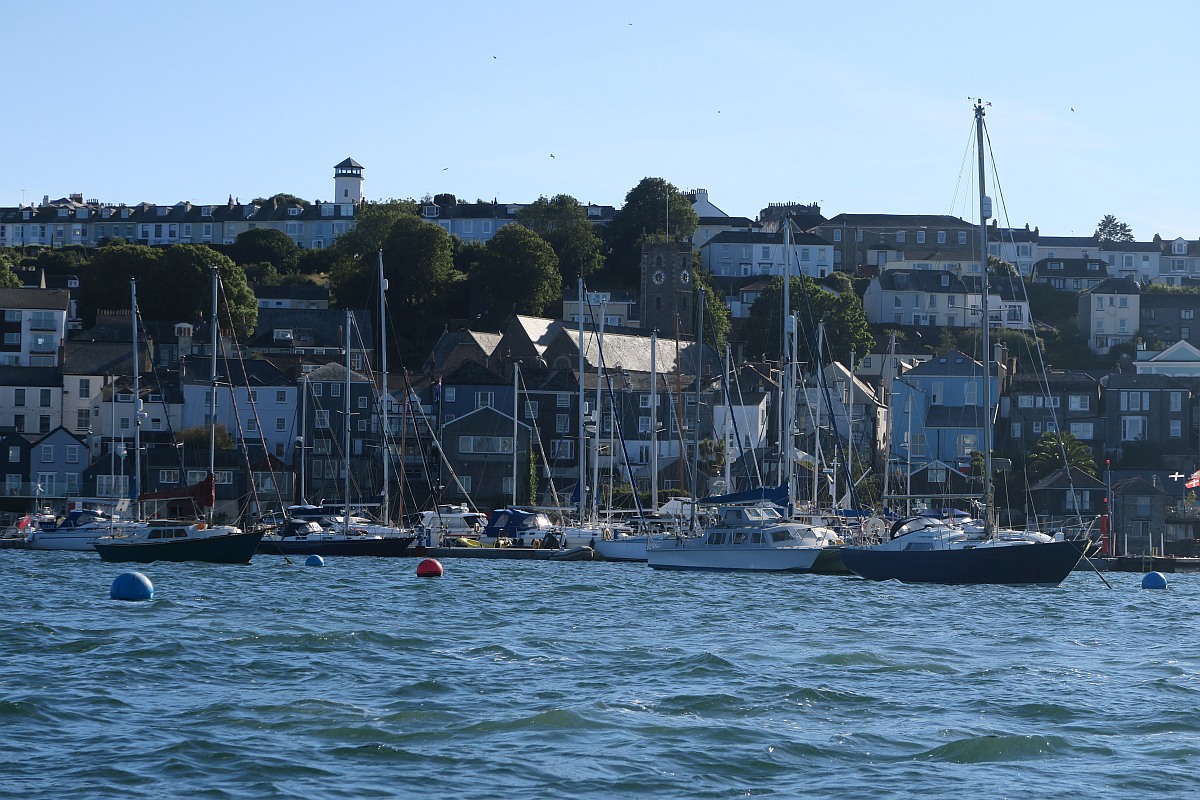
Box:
<box><xmin>742</xmin><ymin>276</ymin><xmax>873</xmax><ymax>367</ymax></box>
<box><xmin>470</xmin><ymin>225</ymin><xmax>561</xmax><ymax>326</ymax></box>
<box><xmin>989</xmin><ymin>255</ymin><xmax>1019</xmax><ymax>277</ymax></box>
<box><xmin>1027</xmin><ymin>431</ymin><xmax>1098</xmax><ymax>480</ymax></box>
<box><xmin>515</xmin><ymin>194</ymin><xmax>605</xmax><ymax>278</ymax></box>
<box><xmin>250</xmin><ymin>193</ymin><xmax>310</xmax><ymax>207</ymax></box>
<box><xmin>161</xmin><ymin>245</ymin><xmax>258</xmax><ymax>338</ymax></box>
<box><xmin>690</xmin><ymin>262</ymin><xmax>730</xmax><ymax>353</ymax></box>
<box><xmin>177</xmin><ymin>424</ymin><xmax>234</xmax><ymax>451</ymax></box>
<box><xmin>1095</xmin><ymin>214</ymin><xmax>1133</xmax><ymax>242</ymax></box>
<box><xmin>78</xmin><ymin>242</ymin><xmax>168</xmax><ymax>326</ymax></box>
<box><xmin>328</xmin><ymin>200</ymin><xmax>419</xmax><ymax>260</ymax></box>
<box><xmin>232</xmin><ymin>228</ymin><xmax>301</xmax><ymax>274</ymax></box>
<box><xmin>603</xmin><ymin>178</ymin><xmax>698</xmax><ymax>284</ymax></box>
<box><xmin>0</xmin><ymin>251</ymin><xmax>21</xmax><ymax>288</ymax></box>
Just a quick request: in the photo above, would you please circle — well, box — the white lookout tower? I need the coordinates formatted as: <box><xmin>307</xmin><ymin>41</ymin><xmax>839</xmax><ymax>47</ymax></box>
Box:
<box><xmin>333</xmin><ymin>158</ymin><xmax>364</xmax><ymax>204</ymax></box>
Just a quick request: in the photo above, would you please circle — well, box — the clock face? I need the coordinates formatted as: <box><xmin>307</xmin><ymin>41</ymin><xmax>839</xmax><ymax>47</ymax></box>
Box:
<box><xmin>652</xmin><ymin>269</ymin><xmax>666</xmax><ymax>285</ymax></box>
<box><xmin>679</xmin><ymin>269</ymin><xmax>691</xmax><ymax>285</ymax></box>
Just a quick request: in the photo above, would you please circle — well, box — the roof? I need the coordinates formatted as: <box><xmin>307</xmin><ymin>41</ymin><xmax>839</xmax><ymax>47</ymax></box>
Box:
<box><xmin>0</xmin><ymin>288</ymin><xmax>70</xmax><ymax>311</ymax></box>
<box><xmin>1032</xmin><ymin>258</ymin><xmax>1109</xmax><ymax>279</ymax></box>
<box><xmin>304</xmin><ymin>362</ymin><xmax>371</xmax><ymax>383</ymax></box>
<box><xmin>908</xmin><ymin>350</ymin><xmax>992</xmax><ymax>376</ymax></box>
<box><xmin>1112</xmin><ymin>476</ymin><xmax>1168</xmax><ymax>497</ymax></box>
<box><xmin>334</xmin><ymin>157</ymin><xmax>363</xmax><ymax>169</ymax></box>
<box><xmin>820</xmin><ymin>213</ymin><xmax>972</xmax><ymax>228</ymax></box>
<box><xmin>1037</xmin><ymin>235</ymin><xmax>1101</xmax><ymax>248</ymax></box>
<box><xmin>1082</xmin><ymin>277</ymin><xmax>1140</xmax><ymax>295</ymax></box>
<box><xmin>0</xmin><ymin>366</ymin><xmax>62</xmax><ymax>387</ymax></box>
<box><xmin>63</xmin><ymin>340</ymin><xmax>139</xmax><ymax>376</ymax></box>
<box><xmin>1028</xmin><ymin>468</ymin><xmax>1106</xmax><ymax>492</ymax></box>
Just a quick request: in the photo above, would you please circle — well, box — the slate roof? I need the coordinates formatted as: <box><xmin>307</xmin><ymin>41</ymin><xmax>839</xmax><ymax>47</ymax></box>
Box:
<box><xmin>181</xmin><ymin>356</ymin><xmax>292</xmax><ymax>387</ymax></box>
<box><xmin>0</xmin><ymin>366</ymin><xmax>62</xmax><ymax>387</ymax></box>
<box><xmin>1031</xmin><ymin>258</ymin><xmax>1109</xmax><ymax>279</ymax></box>
<box><xmin>908</xmin><ymin>350</ymin><xmax>996</xmax><ymax>376</ymax></box>
<box><xmin>822</xmin><ymin>213</ymin><xmax>972</xmax><ymax>228</ymax></box>
<box><xmin>1082</xmin><ymin>277</ymin><xmax>1140</xmax><ymax>295</ymax></box>
<box><xmin>0</xmin><ymin>288</ymin><xmax>69</xmax><ymax>310</ymax></box>
<box><xmin>63</xmin><ymin>340</ymin><xmax>139</xmax><ymax>375</ymax></box>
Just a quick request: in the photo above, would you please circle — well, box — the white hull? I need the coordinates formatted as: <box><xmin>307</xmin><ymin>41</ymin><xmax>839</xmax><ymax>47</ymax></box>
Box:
<box><xmin>594</xmin><ymin>534</ymin><xmax>675</xmax><ymax>563</ymax></box>
<box><xmin>27</xmin><ymin>530</ymin><xmax>107</xmax><ymax>551</ymax></box>
<box><xmin>647</xmin><ymin>539</ymin><xmax>822</xmax><ymax>572</ymax></box>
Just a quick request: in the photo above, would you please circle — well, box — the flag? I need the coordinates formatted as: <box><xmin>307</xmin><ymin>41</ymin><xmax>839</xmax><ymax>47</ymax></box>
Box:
<box><xmin>1187</xmin><ymin>471</ymin><xmax>1200</xmax><ymax>489</ymax></box>
<box><xmin>16</xmin><ymin>515</ymin><xmax>30</xmax><ymax>531</ymax></box>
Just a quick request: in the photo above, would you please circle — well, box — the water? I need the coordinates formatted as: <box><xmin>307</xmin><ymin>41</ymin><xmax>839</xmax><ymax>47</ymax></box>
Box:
<box><xmin>3</xmin><ymin>552</ymin><xmax>1198</xmax><ymax>800</ymax></box>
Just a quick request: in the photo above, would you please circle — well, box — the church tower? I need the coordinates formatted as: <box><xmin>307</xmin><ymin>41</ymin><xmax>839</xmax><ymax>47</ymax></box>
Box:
<box><xmin>333</xmin><ymin>158</ymin><xmax>364</xmax><ymax>204</ymax></box>
<box><xmin>640</xmin><ymin>238</ymin><xmax>695</xmax><ymax>337</ymax></box>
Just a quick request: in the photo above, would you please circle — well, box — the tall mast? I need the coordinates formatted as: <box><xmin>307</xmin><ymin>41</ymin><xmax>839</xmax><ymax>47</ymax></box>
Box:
<box><xmin>650</xmin><ymin>330</ymin><xmax>659</xmax><ymax>512</ymax></box>
<box><xmin>378</xmin><ymin>249</ymin><xmax>390</xmax><ymax>526</ymax></box>
<box><xmin>577</xmin><ymin>275</ymin><xmax>586</xmax><ymax>523</ymax></box>
<box><xmin>975</xmin><ymin>99</ymin><xmax>995</xmax><ymax>536</ymax></box>
<box><xmin>692</xmin><ymin>287</ymin><xmax>705</xmax><ymax>511</ymax></box>
<box><xmin>782</xmin><ymin>216</ymin><xmax>795</xmax><ymax>514</ymax></box>
<box><xmin>592</xmin><ymin>300</ymin><xmax>606</xmax><ymax>523</ymax></box>
<box><xmin>512</xmin><ymin>361</ymin><xmax>520</xmax><ymax>506</ymax></box>
<box><xmin>130</xmin><ymin>280</ymin><xmax>141</xmax><ymax>509</ymax></box>
<box><xmin>208</xmin><ymin>266</ymin><xmax>219</xmax><ymax>525</ymax></box>
<box><xmin>344</xmin><ymin>308</ymin><xmax>353</xmax><ymax>534</ymax></box>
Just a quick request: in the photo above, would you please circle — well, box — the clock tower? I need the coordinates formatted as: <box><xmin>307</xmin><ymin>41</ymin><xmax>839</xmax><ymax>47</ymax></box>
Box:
<box><xmin>640</xmin><ymin>238</ymin><xmax>695</xmax><ymax>337</ymax></box>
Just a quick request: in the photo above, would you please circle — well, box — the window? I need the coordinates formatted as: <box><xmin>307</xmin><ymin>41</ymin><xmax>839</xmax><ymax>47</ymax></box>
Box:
<box><xmin>551</xmin><ymin>440</ymin><xmax>574</xmax><ymax>460</ymax></box>
<box><xmin>1069</xmin><ymin>422</ymin><xmax>1093</xmax><ymax>440</ymax></box>
<box><xmin>315</xmin><ymin>410</ymin><xmax>330</xmax><ymax>428</ymax></box>
<box><xmin>276</xmin><ymin>390</ymin><xmax>287</xmax><ymax>403</ymax></box>
<box><xmin>66</xmin><ymin>446</ymin><xmax>79</xmax><ymax>464</ymax></box>
<box><xmin>39</xmin><ymin>389</ymin><xmax>51</xmax><ymax>407</ymax></box>
<box><xmin>1185</xmin><ymin>309</ymin><xmax>1196</xmax><ymax>320</ymax></box>
<box><xmin>1011</xmin><ymin>422</ymin><xmax>1022</xmax><ymax>438</ymax></box>
<box><xmin>1121</xmin><ymin>416</ymin><xmax>1147</xmax><ymax>441</ymax></box>
<box><xmin>916</xmin><ymin>231</ymin><xmax>926</xmax><ymax>244</ymax></box>
<box><xmin>896</xmin><ymin>231</ymin><xmax>905</xmax><ymax>243</ymax></box>
<box><xmin>833</xmin><ymin>229</ymin><xmax>842</xmax><ymax>242</ymax></box>
<box><xmin>957</xmin><ymin>231</ymin><xmax>967</xmax><ymax>244</ymax></box>
<box><xmin>1172</xmin><ymin>392</ymin><xmax>1183</xmax><ymax>412</ymax></box>
<box><xmin>459</xmin><ymin>475</ymin><xmax>472</xmax><ymax>494</ymax></box>
<box><xmin>358</xmin><ymin>396</ymin><xmax>368</xmax><ymax>409</ymax></box>
<box><xmin>639</xmin><ymin>415</ymin><xmax>652</xmax><ymax>433</ymax></box>
<box><xmin>444</xmin><ymin>387</ymin><xmax>456</xmax><ymax>403</ymax></box>
<box><xmin>937</xmin><ymin>231</ymin><xmax>947</xmax><ymax>244</ymax></box>
<box><xmin>1120</xmin><ymin>391</ymin><xmax>1151</xmax><ymax>412</ymax></box>
<box><xmin>40</xmin><ymin>445</ymin><xmax>53</xmax><ymax>463</ymax></box>
<box><xmin>556</xmin><ymin>413</ymin><xmax>570</xmax><ymax>433</ymax></box>
<box><xmin>458</xmin><ymin>435</ymin><xmax>514</xmax><ymax>454</ymax></box>
<box><xmin>330</xmin><ymin>383</ymin><xmax>341</xmax><ymax>398</ymax></box>
<box><xmin>159</xmin><ymin>469</ymin><xmax>180</xmax><ymax>484</ymax></box>
<box><xmin>557</xmin><ymin>392</ymin><xmax>570</xmax><ymax>408</ymax></box>
<box><xmin>310</xmin><ymin>382</ymin><xmax>323</xmax><ymax>397</ymax></box>
<box><xmin>964</xmin><ymin>381</ymin><xmax>978</xmax><ymax>406</ymax></box>
<box><xmin>276</xmin><ymin>417</ymin><xmax>286</xmax><ymax>431</ymax></box>
<box><xmin>1171</xmin><ymin>420</ymin><xmax>1183</xmax><ymax>438</ymax></box>
<box><xmin>76</xmin><ymin>409</ymin><xmax>90</xmax><ymax>431</ymax></box>
<box><xmin>79</xmin><ymin>379</ymin><xmax>91</xmax><ymax>399</ymax></box>
<box><xmin>1069</xmin><ymin>395</ymin><xmax>1090</xmax><ymax>411</ymax></box>
<box><xmin>524</xmin><ymin>401</ymin><xmax>539</xmax><ymax>418</ymax></box>
<box><xmin>476</xmin><ymin>391</ymin><xmax>494</xmax><ymax>409</ymax></box>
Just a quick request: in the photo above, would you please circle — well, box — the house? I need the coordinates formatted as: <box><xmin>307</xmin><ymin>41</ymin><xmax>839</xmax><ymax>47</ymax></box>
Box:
<box><xmin>698</xmin><ymin>221</ymin><xmax>833</xmax><ymax>279</ymax></box>
<box><xmin>809</xmin><ymin>213</ymin><xmax>979</xmax><ymax>273</ymax></box>
<box><xmin>1102</xmin><ymin>372</ymin><xmax>1196</xmax><ymax>469</ymax></box>
<box><xmin>244</xmin><ymin>307</ymin><xmax>373</xmax><ymax>368</ymax></box>
<box><xmin>1030</xmin><ymin>257</ymin><xmax>1108</xmax><ymax>291</ymax></box>
<box><xmin>62</xmin><ymin>340</ymin><xmax>134</xmax><ymax>438</ymax></box>
<box><xmin>887</xmin><ymin>349</ymin><xmax>1004</xmax><ymax>474</ymax></box>
<box><xmin>423</xmin><ymin>328</ymin><xmax>504</xmax><ymax>377</ymax></box>
<box><xmin>562</xmin><ymin>288</ymin><xmax>640</xmax><ymax>329</ymax></box>
<box><xmin>1133</xmin><ymin>339</ymin><xmax>1200</xmax><ymax>376</ymax></box>
<box><xmin>0</xmin><ymin>366</ymin><xmax>63</xmax><ymax>435</ymax></box>
<box><xmin>29</xmin><ymin>427</ymin><xmax>88</xmax><ymax>502</ymax></box>
<box><xmin>295</xmin><ymin>362</ymin><xmax>379</xmax><ymax>505</ymax></box>
<box><xmin>439</xmin><ymin>406</ymin><xmax>532</xmax><ymax>507</ymax></box>
<box><xmin>1078</xmin><ymin>278</ymin><xmax>1140</xmax><ymax>354</ymax></box>
<box><xmin>0</xmin><ymin>288</ymin><xmax>70</xmax><ymax>366</ymax></box>
<box><xmin>88</xmin><ymin>376</ymin><xmax>184</xmax><ymax>460</ymax></box>
<box><xmin>179</xmin><ymin>357</ymin><xmax>298</xmax><ymax>462</ymax></box>
<box><xmin>1100</xmin><ymin>240</ymin><xmax>1161</xmax><ymax>283</ymax></box>
<box><xmin>1156</xmin><ymin>236</ymin><xmax>1200</xmax><ymax>284</ymax></box>
<box><xmin>987</xmin><ymin>222</ymin><xmax>1039</xmax><ymax>276</ymax></box>
<box><xmin>1027</xmin><ymin>468</ymin><xmax>1106</xmax><ymax>520</ymax></box>
<box><xmin>418</xmin><ymin>195</ymin><xmax>615</xmax><ymax>244</ymax></box>
<box><xmin>1136</xmin><ymin>291</ymin><xmax>1200</xmax><ymax>350</ymax></box>
<box><xmin>1036</xmin><ymin>234</ymin><xmax>1101</xmax><ymax>261</ymax></box>
<box><xmin>863</xmin><ymin>270</ymin><xmax>1032</xmax><ymax>331</ymax></box>
<box><xmin>254</xmin><ymin>283</ymin><xmax>330</xmax><ymax>310</ymax></box>
<box><xmin>0</xmin><ymin>430</ymin><xmax>33</xmax><ymax>504</ymax></box>
<box><xmin>1001</xmin><ymin>371</ymin><xmax>1103</xmax><ymax>459</ymax></box>
<box><xmin>795</xmin><ymin>361</ymin><xmax>887</xmax><ymax>474</ymax></box>
<box><xmin>1111</xmin><ymin>475</ymin><xmax>1169</xmax><ymax>556</ymax></box>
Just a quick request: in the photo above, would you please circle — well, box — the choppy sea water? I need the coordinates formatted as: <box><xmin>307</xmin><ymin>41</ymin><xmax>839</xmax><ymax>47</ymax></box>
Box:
<box><xmin>2</xmin><ymin>552</ymin><xmax>1198</xmax><ymax>800</ymax></box>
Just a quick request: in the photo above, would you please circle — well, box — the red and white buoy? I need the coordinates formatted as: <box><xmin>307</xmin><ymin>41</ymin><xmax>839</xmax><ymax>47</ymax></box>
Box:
<box><xmin>416</xmin><ymin>558</ymin><xmax>444</xmax><ymax>578</ymax></box>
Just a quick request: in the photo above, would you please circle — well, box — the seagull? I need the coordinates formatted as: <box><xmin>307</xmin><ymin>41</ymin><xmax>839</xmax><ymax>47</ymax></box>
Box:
<box><xmin>550</xmin><ymin>154</ymin><xmax>555</xmax><ymax>158</ymax></box>
<box><xmin>442</xmin><ymin>167</ymin><xmax>449</xmax><ymax>171</ymax></box>
<box><xmin>1070</xmin><ymin>107</ymin><xmax>1075</xmax><ymax>112</ymax></box>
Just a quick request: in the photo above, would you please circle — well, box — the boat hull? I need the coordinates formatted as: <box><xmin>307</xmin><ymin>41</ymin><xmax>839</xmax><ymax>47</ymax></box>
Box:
<box><xmin>647</xmin><ymin>543</ymin><xmax>822</xmax><ymax>572</ymax></box>
<box><xmin>94</xmin><ymin>529</ymin><xmax>265</xmax><ymax>564</ymax></box>
<box><xmin>26</xmin><ymin>531</ymin><xmax>105</xmax><ymax>551</ymax></box>
<box><xmin>840</xmin><ymin>539</ymin><xmax>1085</xmax><ymax>586</ymax></box>
<box><xmin>258</xmin><ymin>535</ymin><xmax>416</xmax><ymax>557</ymax></box>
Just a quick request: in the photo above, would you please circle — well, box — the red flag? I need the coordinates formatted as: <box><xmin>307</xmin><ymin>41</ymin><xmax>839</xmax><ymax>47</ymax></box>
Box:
<box><xmin>1187</xmin><ymin>471</ymin><xmax>1200</xmax><ymax>489</ymax></box>
<box><xmin>15</xmin><ymin>515</ymin><xmax>29</xmax><ymax>531</ymax></box>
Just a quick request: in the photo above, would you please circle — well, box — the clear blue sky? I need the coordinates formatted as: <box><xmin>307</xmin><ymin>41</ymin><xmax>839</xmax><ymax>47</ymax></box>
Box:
<box><xmin>7</xmin><ymin>1</ymin><xmax>1199</xmax><ymax>240</ymax></box>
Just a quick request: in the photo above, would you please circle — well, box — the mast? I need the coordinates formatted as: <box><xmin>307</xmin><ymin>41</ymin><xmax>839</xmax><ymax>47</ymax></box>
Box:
<box><xmin>130</xmin><ymin>280</ymin><xmax>141</xmax><ymax>511</ymax></box>
<box><xmin>847</xmin><ymin>348</ymin><xmax>855</xmax><ymax>510</ymax></box>
<box><xmin>592</xmin><ymin>300</ymin><xmax>606</xmax><ymax>523</ymax></box>
<box><xmin>723</xmin><ymin>345</ymin><xmax>732</xmax><ymax>490</ymax></box>
<box><xmin>344</xmin><ymin>308</ymin><xmax>353</xmax><ymax>534</ymax></box>
<box><xmin>298</xmin><ymin>375</ymin><xmax>307</xmax><ymax>504</ymax></box>
<box><xmin>378</xmin><ymin>249</ymin><xmax>390</xmax><ymax>526</ymax></box>
<box><xmin>208</xmin><ymin>266</ymin><xmax>219</xmax><ymax>524</ymax></box>
<box><xmin>650</xmin><ymin>330</ymin><xmax>659</xmax><ymax>513</ymax></box>
<box><xmin>577</xmin><ymin>276</ymin><xmax>586</xmax><ymax>523</ymax></box>
<box><xmin>975</xmin><ymin>99</ymin><xmax>995</xmax><ymax>537</ymax></box>
<box><xmin>782</xmin><ymin>216</ymin><xmax>794</xmax><ymax>514</ymax></box>
<box><xmin>512</xmin><ymin>361</ymin><xmax>519</xmax><ymax>506</ymax></box>
<box><xmin>691</xmin><ymin>287</ymin><xmax>705</xmax><ymax>514</ymax></box>
<box><xmin>881</xmin><ymin>333</ymin><xmax>896</xmax><ymax>510</ymax></box>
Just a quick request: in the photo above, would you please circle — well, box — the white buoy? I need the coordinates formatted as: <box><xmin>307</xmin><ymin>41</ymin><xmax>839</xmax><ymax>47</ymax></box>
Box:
<box><xmin>1142</xmin><ymin>571</ymin><xmax>1168</xmax><ymax>590</ymax></box>
<box><xmin>305</xmin><ymin>554</ymin><xmax>324</xmax><ymax>567</ymax></box>
<box><xmin>110</xmin><ymin>572</ymin><xmax>153</xmax><ymax>601</ymax></box>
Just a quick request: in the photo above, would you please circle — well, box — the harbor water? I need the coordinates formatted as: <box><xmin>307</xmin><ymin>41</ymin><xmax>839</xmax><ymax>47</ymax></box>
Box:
<box><xmin>3</xmin><ymin>552</ymin><xmax>1199</xmax><ymax>799</ymax></box>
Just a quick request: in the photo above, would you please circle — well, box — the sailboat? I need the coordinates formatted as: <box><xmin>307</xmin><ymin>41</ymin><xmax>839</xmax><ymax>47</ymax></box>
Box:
<box><xmin>260</xmin><ymin>266</ymin><xmax>416</xmax><ymax>557</ymax></box>
<box><xmin>94</xmin><ymin>271</ymin><xmax>264</xmax><ymax>564</ymax></box>
<box><xmin>839</xmin><ymin>101</ymin><xmax>1086</xmax><ymax>585</ymax></box>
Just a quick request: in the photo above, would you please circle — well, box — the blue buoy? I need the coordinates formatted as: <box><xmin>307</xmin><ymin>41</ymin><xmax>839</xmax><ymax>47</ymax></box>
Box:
<box><xmin>110</xmin><ymin>572</ymin><xmax>154</xmax><ymax>601</ymax></box>
<box><xmin>305</xmin><ymin>554</ymin><xmax>324</xmax><ymax>567</ymax></box>
<box><xmin>1142</xmin><ymin>571</ymin><xmax>1169</xmax><ymax>590</ymax></box>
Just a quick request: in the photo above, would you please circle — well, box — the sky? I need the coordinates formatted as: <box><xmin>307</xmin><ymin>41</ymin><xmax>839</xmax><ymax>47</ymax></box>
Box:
<box><xmin>7</xmin><ymin>1</ymin><xmax>1200</xmax><ymax>240</ymax></box>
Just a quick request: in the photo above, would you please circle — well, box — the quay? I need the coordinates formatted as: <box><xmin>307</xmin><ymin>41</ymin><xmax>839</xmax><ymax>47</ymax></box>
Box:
<box><xmin>1090</xmin><ymin>555</ymin><xmax>1200</xmax><ymax>574</ymax></box>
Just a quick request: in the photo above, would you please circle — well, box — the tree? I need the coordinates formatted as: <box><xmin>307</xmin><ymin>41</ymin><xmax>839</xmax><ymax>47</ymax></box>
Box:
<box><xmin>232</xmin><ymin>228</ymin><xmax>301</xmax><ymax>274</ymax></box>
<box><xmin>250</xmin><ymin>193</ymin><xmax>310</xmax><ymax>207</ymax></box>
<box><xmin>515</xmin><ymin>194</ymin><xmax>605</xmax><ymax>278</ymax></box>
<box><xmin>1027</xmin><ymin>431</ymin><xmax>1098</xmax><ymax>480</ymax></box>
<box><xmin>161</xmin><ymin>245</ymin><xmax>258</xmax><ymax>337</ymax></box>
<box><xmin>741</xmin><ymin>276</ymin><xmax>873</xmax><ymax>367</ymax></box>
<box><xmin>989</xmin><ymin>255</ymin><xmax>1018</xmax><ymax>277</ymax></box>
<box><xmin>0</xmin><ymin>251</ymin><xmax>21</xmax><ymax>288</ymax></box>
<box><xmin>470</xmin><ymin>225</ymin><xmax>561</xmax><ymax>326</ymax></box>
<box><xmin>690</xmin><ymin>262</ymin><xmax>730</xmax><ymax>353</ymax></box>
<box><xmin>328</xmin><ymin>200</ymin><xmax>418</xmax><ymax>260</ymax></box>
<box><xmin>602</xmin><ymin>178</ymin><xmax>698</xmax><ymax>284</ymax></box>
<box><xmin>78</xmin><ymin>242</ymin><xmax>169</xmax><ymax>326</ymax></box>
<box><xmin>1095</xmin><ymin>214</ymin><xmax>1133</xmax><ymax>242</ymax></box>
<box><xmin>177</xmin><ymin>424</ymin><xmax>234</xmax><ymax>451</ymax></box>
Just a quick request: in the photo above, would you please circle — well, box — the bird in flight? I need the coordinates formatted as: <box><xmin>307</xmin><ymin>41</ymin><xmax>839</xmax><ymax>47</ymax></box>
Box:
<box><xmin>550</xmin><ymin>154</ymin><xmax>555</xmax><ymax>158</ymax></box>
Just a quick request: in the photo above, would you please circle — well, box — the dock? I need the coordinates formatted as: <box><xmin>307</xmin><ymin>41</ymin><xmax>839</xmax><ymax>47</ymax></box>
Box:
<box><xmin>409</xmin><ymin>545</ymin><xmax>597</xmax><ymax>562</ymax></box>
<box><xmin>1088</xmin><ymin>555</ymin><xmax>1200</xmax><ymax>574</ymax></box>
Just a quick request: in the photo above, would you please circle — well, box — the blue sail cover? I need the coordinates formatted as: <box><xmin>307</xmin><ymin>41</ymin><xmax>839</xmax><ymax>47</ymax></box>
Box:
<box><xmin>698</xmin><ymin>483</ymin><xmax>789</xmax><ymax>507</ymax></box>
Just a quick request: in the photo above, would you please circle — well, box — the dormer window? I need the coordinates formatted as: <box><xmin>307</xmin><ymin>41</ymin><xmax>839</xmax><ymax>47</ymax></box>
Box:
<box><xmin>157</xmin><ymin>207</ymin><xmax>168</xmax><ymax>217</ymax></box>
<box><xmin>1174</xmin><ymin>240</ymin><xmax>1188</xmax><ymax>255</ymax></box>
<box><xmin>422</xmin><ymin>205</ymin><xmax>440</xmax><ymax>218</ymax></box>
<box><xmin>587</xmin><ymin>206</ymin><xmax>601</xmax><ymax>218</ymax></box>
<box><xmin>273</xmin><ymin>329</ymin><xmax>294</xmax><ymax>342</ymax></box>
<box><xmin>288</xmin><ymin>207</ymin><xmax>301</xmax><ymax>216</ymax></box>
<box><xmin>175</xmin><ymin>323</ymin><xmax>193</xmax><ymax>337</ymax></box>
<box><xmin>940</xmin><ymin>274</ymin><xmax>949</xmax><ymax>287</ymax></box>
<box><xmin>57</xmin><ymin>208</ymin><xmax>68</xmax><ymax>218</ymax></box>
